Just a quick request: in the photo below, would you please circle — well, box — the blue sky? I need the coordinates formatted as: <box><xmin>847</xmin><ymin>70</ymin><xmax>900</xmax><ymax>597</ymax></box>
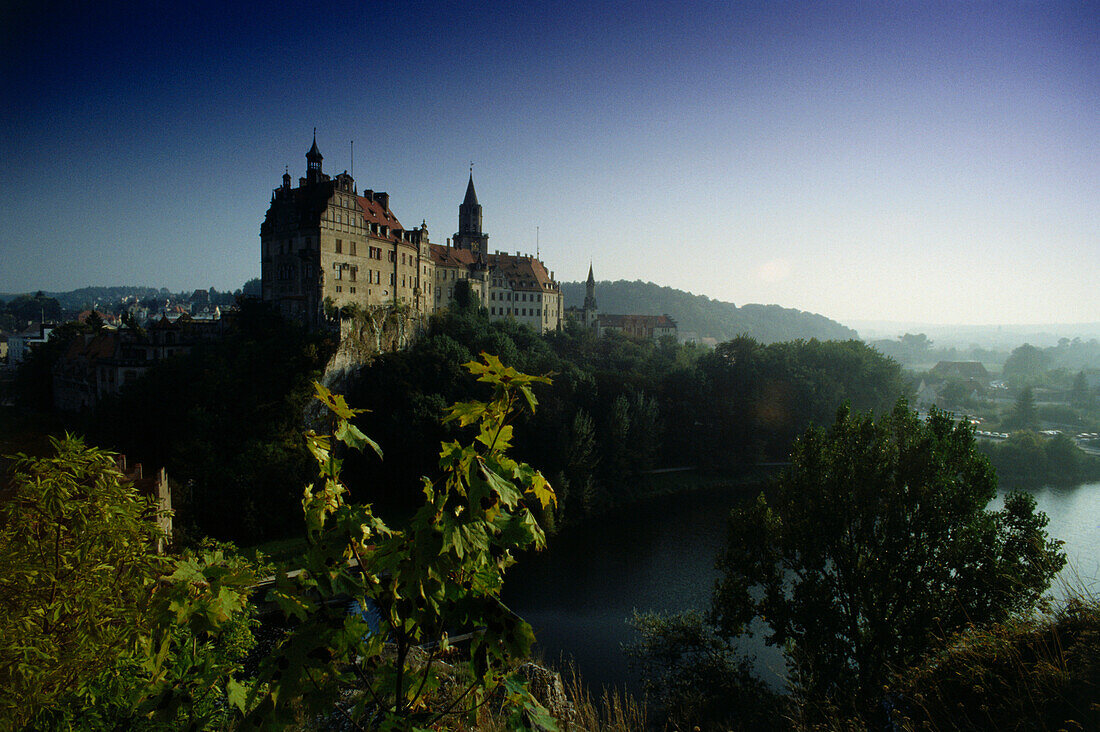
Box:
<box><xmin>2</xmin><ymin>1</ymin><xmax>1097</xmax><ymax>324</ymax></box>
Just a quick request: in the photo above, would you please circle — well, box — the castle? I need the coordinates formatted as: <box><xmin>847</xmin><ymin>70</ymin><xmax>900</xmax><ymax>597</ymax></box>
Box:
<box><xmin>261</xmin><ymin>135</ymin><xmax>562</xmax><ymax>332</ymax></box>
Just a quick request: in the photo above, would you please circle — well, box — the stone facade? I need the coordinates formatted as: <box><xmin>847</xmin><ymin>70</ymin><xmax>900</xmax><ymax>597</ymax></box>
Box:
<box><xmin>261</xmin><ymin>134</ymin><xmax>435</xmax><ymax>327</ymax></box>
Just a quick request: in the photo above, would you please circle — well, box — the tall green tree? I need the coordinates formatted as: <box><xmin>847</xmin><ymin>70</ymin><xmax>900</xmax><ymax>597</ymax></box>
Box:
<box><xmin>711</xmin><ymin>401</ymin><xmax>1065</xmax><ymax>723</ymax></box>
<box><xmin>247</xmin><ymin>356</ymin><xmax>558</xmax><ymax>730</ymax></box>
<box><xmin>0</xmin><ymin>437</ymin><xmax>166</xmax><ymax>727</ymax></box>
<box><xmin>1013</xmin><ymin>385</ymin><xmax>1038</xmax><ymax>429</ymax></box>
<box><xmin>1070</xmin><ymin>370</ymin><xmax>1093</xmax><ymax>408</ymax></box>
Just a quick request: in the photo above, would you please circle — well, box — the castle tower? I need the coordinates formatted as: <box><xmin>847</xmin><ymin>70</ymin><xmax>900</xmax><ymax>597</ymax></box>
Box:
<box><xmin>453</xmin><ymin>172</ymin><xmax>489</xmax><ymax>256</ymax></box>
<box><xmin>584</xmin><ymin>264</ymin><xmax>598</xmax><ymax>328</ymax></box>
<box><xmin>305</xmin><ymin>130</ymin><xmax>324</xmax><ymax>184</ymax></box>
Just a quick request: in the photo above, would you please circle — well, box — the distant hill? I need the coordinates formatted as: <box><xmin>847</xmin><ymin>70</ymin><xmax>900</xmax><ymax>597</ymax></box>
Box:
<box><xmin>560</xmin><ymin>280</ymin><xmax>858</xmax><ymax>344</ymax></box>
<box><xmin>0</xmin><ymin>286</ymin><xmax>171</xmax><ymax>311</ymax></box>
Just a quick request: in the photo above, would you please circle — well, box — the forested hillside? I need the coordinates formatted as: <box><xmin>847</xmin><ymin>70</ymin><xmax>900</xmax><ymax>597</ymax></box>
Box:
<box><xmin>560</xmin><ymin>279</ymin><xmax>858</xmax><ymax>343</ymax></box>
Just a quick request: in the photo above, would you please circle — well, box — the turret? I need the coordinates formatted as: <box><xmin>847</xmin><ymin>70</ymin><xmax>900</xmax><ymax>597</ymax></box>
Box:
<box><xmin>306</xmin><ymin>129</ymin><xmax>323</xmax><ymax>184</ymax></box>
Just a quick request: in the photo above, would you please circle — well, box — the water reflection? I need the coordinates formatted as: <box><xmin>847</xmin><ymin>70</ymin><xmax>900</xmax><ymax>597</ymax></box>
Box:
<box><xmin>504</xmin><ymin>485</ymin><xmax>785</xmax><ymax>692</ymax></box>
<box><xmin>991</xmin><ymin>481</ymin><xmax>1100</xmax><ymax>595</ymax></box>
<box><xmin>506</xmin><ymin>480</ymin><xmax>1100</xmax><ymax>694</ymax></box>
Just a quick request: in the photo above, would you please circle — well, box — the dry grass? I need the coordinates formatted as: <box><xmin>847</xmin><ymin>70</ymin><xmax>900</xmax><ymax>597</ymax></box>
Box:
<box><xmin>559</xmin><ymin>663</ymin><xmax>649</xmax><ymax>731</ymax></box>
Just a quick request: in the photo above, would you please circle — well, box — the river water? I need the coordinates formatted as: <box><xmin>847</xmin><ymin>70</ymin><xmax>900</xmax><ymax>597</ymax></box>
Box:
<box><xmin>503</xmin><ymin>480</ymin><xmax>1100</xmax><ymax>694</ymax></box>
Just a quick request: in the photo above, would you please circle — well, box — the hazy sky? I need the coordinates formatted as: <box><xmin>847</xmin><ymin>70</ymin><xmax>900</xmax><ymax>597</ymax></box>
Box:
<box><xmin>2</xmin><ymin>1</ymin><xmax>1097</xmax><ymax>325</ymax></box>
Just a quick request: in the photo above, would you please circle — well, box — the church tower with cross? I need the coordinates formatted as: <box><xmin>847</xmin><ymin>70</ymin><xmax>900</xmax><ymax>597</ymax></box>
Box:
<box><xmin>452</xmin><ymin>167</ymin><xmax>489</xmax><ymax>257</ymax></box>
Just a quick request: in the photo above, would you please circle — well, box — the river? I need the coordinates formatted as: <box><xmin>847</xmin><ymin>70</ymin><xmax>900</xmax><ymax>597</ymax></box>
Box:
<box><xmin>503</xmin><ymin>480</ymin><xmax>1100</xmax><ymax>694</ymax></box>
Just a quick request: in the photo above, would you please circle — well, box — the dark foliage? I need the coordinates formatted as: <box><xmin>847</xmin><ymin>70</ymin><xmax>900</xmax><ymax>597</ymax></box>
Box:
<box><xmin>0</xmin><ymin>292</ymin><xmax>62</xmax><ymax>331</ymax></box>
<box><xmin>892</xmin><ymin>597</ymin><xmax>1100</xmax><ymax>731</ymax></box>
<box><xmin>344</xmin><ymin>308</ymin><xmax>906</xmax><ymax>527</ymax></box>
<box><xmin>979</xmin><ymin>431</ymin><xmax>1100</xmax><ymax>487</ymax></box>
<box><xmin>90</xmin><ymin>301</ymin><xmax>332</xmax><ymax>542</ymax></box>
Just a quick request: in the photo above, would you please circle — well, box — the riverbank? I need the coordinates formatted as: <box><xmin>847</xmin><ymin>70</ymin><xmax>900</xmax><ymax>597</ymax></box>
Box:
<box><xmin>555</xmin><ymin>465</ymin><xmax>782</xmax><ymax>533</ymax></box>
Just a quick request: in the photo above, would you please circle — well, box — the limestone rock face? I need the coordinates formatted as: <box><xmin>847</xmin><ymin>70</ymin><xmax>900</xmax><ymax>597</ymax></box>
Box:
<box><xmin>517</xmin><ymin>662</ymin><xmax>576</xmax><ymax>727</ymax></box>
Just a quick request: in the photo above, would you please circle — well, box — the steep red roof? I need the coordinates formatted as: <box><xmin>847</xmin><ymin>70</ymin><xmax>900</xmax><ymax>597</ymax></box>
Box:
<box><xmin>356</xmin><ymin>194</ymin><xmax>404</xmax><ymax>234</ymax></box>
<box><xmin>599</xmin><ymin>314</ymin><xmax>675</xmax><ymax>328</ymax></box>
<box><xmin>63</xmin><ymin>332</ymin><xmax>120</xmax><ymax>361</ymax></box>
<box><xmin>428</xmin><ymin>246</ymin><xmax>559</xmax><ymax>292</ymax></box>
<box><xmin>488</xmin><ymin>253</ymin><xmax>556</xmax><ymax>291</ymax></box>
<box><xmin>430</xmin><ymin>244</ymin><xmax>479</xmax><ymax>267</ymax></box>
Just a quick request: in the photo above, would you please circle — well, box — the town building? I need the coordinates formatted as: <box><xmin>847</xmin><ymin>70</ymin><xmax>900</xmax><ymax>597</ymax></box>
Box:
<box><xmin>52</xmin><ymin>317</ymin><xmax>225</xmax><ymax>411</ymax></box>
<box><xmin>261</xmin><ymin>134</ymin><xmax>435</xmax><ymax>327</ymax></box>
<box><xmin>6</xmin><ymin>322</ymin><xmax>55</xmax><ymax>369</ymax></box>
<box><xmin>567</xmin><ymin>266</ymin><xmax>678</xmax><ymax>341</ymax></box>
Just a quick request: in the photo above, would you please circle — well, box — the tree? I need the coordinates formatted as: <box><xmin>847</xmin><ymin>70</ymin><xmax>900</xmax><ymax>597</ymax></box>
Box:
<box><xmin>0</xmin><ymin>436</ymin><xmax>167</xmax><ymax>727</ymax></box>
<box><xmin>0</xmin><ymin>436</ymin><xmax>259</xmax><ymax>729</ymax></box>
<box><xmin>85</xmin><ymin>310</ymin><xmax>105</xmax><ymax>331</ymax></box>
<box><xmin>246</xmin><ymin>355</ymin><xmax>558</xmax><ymax>730</ymax></box>
<box><xmin>898</xmin><ymin>332</ymin><xmax>932</xmax><ymax>351</ymax></box>
<box><xmin>1003</xmin><ymin>344</ymin><xmax>1051</xmax><ymax>387</ymax></box>
<box><xmin>626</xmin><ymin>610</ymin><xmax>781</xmax><ymax>730</ymax></box>
<box><xmin>890</xmin><ymin>596</ymin><xmax>1100</xmax><ymax>731</ymax></box>
<box><xmin>451</xmin><ymin>278</ymin><xmax>481</xmax><ymax>312</ymax></box>
<box><xmin>1071</xmin><ymin>370</ymin><xmax>1093</xmax><ymax>408</ymax></box>
<box><xmin>1013</xmin><ymin>385</ymin><xmax>1038</xmax><ymax>429</ymax></box>
<box><xmin>711</xmin><ymin>401</ymin><xmax>1065</xmax><ymax>722</ymax></box>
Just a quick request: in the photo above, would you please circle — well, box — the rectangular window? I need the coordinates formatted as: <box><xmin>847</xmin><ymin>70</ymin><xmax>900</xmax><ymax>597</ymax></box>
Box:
<box><xmin>350</xmin><ymin>287</ymin><xmax>356</xmax><ymax>293</ymax></box>
<box><xmin>333</xmin><ymin>263</ymin><xmax>342</xmax><ymax>280</ymax></box>
<box><xmin>390</xmin><ymin>273</ymin><xmax>396</xmax><ymax>285</ymax></box>
<box><xmin>350</xmin><ymin>242</ymin><xmax>356</xmax><ymax>256</ymax></box>
<box><xmin>336</xmin><ymin>240</ymin><xmax>343</xmax><ymax>253</ymax></box>
<box><xmin>336</xmin><ymin>285</ymin><xmax>342</xmax><ymax>292</ymax></box>
<box><xmin>389</xmin><ymin>251</ymin><xmax>396</xmax><ymax>262</ymax></box>
<box><xmin>350</xmin><ymin>267</ymin><xmax>357</xmax><ymax>282</ymax></box>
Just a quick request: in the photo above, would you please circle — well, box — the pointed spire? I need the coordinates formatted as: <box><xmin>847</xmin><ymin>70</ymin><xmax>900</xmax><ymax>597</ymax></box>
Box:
<box><xmin>587</xmin><ymin>263</ymin><xmax>595</xmax><ymax>285</ymax></box>
<box><xmin>307</xmin><ymin>128</ymin><xmax>323</xmax><ymax>162</ymax></box>
<box><xmin>463</xmin><ymin>172</ymin><xmax>479</xmax><ymax>206</ymax></box>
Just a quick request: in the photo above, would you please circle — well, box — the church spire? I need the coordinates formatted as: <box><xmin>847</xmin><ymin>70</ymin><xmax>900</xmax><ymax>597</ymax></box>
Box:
<box><xmin>584</xmin><ymin>262</ymin><xmax>598</xmax><ymax>328</ymax></box>
<box><xmin>463</xmin><ymin>172</ymin><xmax>479</xmax><ymax>206</ymax></box>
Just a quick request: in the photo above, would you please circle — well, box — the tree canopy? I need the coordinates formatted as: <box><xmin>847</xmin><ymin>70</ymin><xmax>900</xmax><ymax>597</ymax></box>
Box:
<box><xmin>711</xmin><ymin>401</ymin><xmax>1065</xmax><ymax>722</ymax></box>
